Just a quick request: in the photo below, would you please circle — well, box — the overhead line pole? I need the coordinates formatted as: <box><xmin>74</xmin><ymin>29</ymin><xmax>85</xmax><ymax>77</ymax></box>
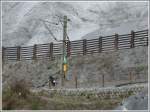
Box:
<box><xmin>42</xmin><ymin>16</ymin><xmax>69</xmax><ymax>87</ymax></box>
<box><xmin>61</xmin><ymin>15</ymin><xmax>68</xmax><ymax>86</ymax></box>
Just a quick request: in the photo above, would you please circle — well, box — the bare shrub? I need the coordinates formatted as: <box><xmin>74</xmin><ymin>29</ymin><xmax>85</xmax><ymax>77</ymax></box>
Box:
<box><xmin>9</xmin><ymin>79</ymin><xmax>31</xmax><ymax>98</ymax></box>
<box><xmin>3</xmin><ymin>79</ymin><xmax>32</xmax><ymax>109</ymax></box>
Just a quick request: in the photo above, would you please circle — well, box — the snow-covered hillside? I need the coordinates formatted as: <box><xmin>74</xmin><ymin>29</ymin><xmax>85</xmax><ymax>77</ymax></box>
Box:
<box><xmin>2</xmin><ymin>2</ymin><xmax>148</xmax><ymax>47</ymax></box>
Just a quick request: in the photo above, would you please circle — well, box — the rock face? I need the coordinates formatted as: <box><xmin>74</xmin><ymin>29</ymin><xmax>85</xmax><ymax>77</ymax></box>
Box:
<box><xmin>2</xmin><ymin>46</ymin><xmax>148</xmax><ymax>89</ymax></box>
<box><xmin>116</xmin><ymin>87</ymin><xmax>148</xmax><ymax>110</ymax></box>
<box><xmin>2</xmin><ymin>2</ymin><xmax>148</xmax><ymax>46</ymax></box>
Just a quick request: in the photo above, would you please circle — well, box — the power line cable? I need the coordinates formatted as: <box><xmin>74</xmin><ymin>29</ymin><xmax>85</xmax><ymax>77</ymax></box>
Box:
<box><xmin>42</xmin><ymin>21</ymin><xmax>61</xmax><ymax>42</ymax></box>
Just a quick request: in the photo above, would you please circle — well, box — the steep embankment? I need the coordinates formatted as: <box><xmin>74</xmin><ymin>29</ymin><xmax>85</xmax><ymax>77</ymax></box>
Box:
<box><xmin>2</xmin><ymin>46</ymin><xmax>148</xmax><ymax>89</ymax></box>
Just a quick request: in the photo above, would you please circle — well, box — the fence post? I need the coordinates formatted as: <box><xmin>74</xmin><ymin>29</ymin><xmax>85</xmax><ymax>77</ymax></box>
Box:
<box><xmin>17</xmin><ymin>46</ymin><xmax>21</xmax><ymax>61</ymax></box>
<box><xmin>2</xmin><ymin>47</ymin><xmax>5</xmax><ymax>62</ymax></box>
<box><xmin>99</xmin><ymin>37</ymin><xmax>102</xmax><ymax>53</ymax></box>
<box><xmin>83</xmin><ymin>39</ymin><xmax>87</xmax><ymax>55</ymax></box>
<box><xmin>75</xmin><ymin>75</ymin><xmax>78</xmax><ymax>88</ymax></box>
<box><xmin>102</xmin><ymin>74</ymin><xmax>104</xmax><ymax>87</ymax></box>
<box><xmin>131</xmin><ymin>31</ymin><xmax>135</xmax><ymax>48</ymax></box>
<box><xmin>67</xmin><ymin>41</ymin><xmax>71</xmax><ymax>57</ymax></box>
<box><xmin>128</xmin><ymin>67</ymin><xmax>134</xmax><ymax>84</ymax></box>
<box><xmin>114</xmin><ymin>34</ymin><xmax>118</xmax><ymax>50</ymax></box>
<box><xmin>50</xmin><ymin>42</ymin><xmax>53</xmax><ymax>60</ymax></box>
<box><xmin>33</xmin><ymin>44</ymin><xmax>37</xmax><ymax>60</ymax></box>
<box><xmin>129</xmin><ymin>71</ymin><xmax>133</xmax><ymax>84</ymax></box>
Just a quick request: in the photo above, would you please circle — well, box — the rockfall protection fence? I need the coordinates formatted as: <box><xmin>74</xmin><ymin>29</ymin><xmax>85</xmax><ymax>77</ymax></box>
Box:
<box><xmin>2</xmin><ymin>29</ymin><xmax>148</xmax><ymax>62</ymax></box>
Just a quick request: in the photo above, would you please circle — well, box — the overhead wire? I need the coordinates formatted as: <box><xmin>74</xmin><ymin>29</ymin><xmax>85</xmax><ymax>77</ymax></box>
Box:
<box><xmin>42</xmin><ymin>21</ymin><xmax>61</xmax><ymax>42</ymax></box>
<box><xmin>41</xmin><ymin>16</ymin><xmax>71</xmax><ymax>43</ymax></box>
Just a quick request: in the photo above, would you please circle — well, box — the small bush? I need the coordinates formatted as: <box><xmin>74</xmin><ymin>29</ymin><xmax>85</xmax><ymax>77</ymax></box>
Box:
<box><xmin>9</xmin><ymin>79</ymin><xmax>30</xmax><ymax>98</ymax></box>
<box><xmin>136</xmin><ymin>65</ymin><xmax>147</xmax><ymax>73</ymax></box>
<box><xmin>47</xmin><ymin>65</ymin><xmax>52</xmax><ymax>69</ymax></box>
<box><xmin>3</xmin><ymin>79</ymin><xmax>31</xmax><ymax>109</ymax></box>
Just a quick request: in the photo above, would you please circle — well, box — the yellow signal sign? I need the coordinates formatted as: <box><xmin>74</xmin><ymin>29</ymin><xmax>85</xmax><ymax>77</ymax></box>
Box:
<box><xmin>63</xmin><ymin>64</ymin><xmax>68</xmax><ymax>72</ymax></box>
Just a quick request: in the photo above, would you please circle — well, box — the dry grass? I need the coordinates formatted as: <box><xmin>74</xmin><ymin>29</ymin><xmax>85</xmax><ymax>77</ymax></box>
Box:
<box><xmin>2</xmin><ymin>79</ymin><xmax>47</xmax><ymax>110</ymax></box>
<box><xmin>36</xmin><ymin>90</ymin><xmax>123</xmax><ymax>110</ymax></box>
<box><xmin>3</xmin><ymin>79</ymin><xmax>124</xmax><ymax>110</ymax></box>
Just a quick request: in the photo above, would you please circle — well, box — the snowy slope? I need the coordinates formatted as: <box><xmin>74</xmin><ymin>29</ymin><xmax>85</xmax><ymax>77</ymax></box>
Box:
<box><xmin>2</xmin><ymin>2</ymin><xmax>148</xmax><ymax>47</ymax></box>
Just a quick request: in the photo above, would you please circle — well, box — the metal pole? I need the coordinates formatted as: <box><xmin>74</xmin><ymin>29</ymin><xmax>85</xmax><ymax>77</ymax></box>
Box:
<box><xmin>61</xmin><ymin>15</ymin><xmax>67</xmax><ymax>86</ymax></box>
<box><xmin>102</xmin><ymin>74</ymin><xmax>104</xmax><ymax>87</ymax></box>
